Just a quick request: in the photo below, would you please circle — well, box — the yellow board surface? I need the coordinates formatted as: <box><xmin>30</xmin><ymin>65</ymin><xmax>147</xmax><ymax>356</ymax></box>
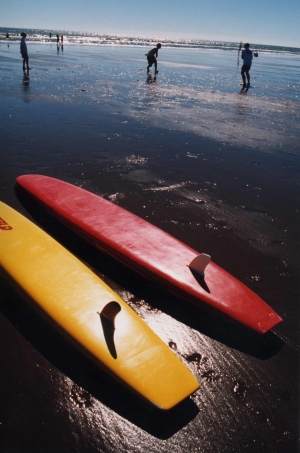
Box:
<box><xmin>0</xmin><ymin>202</ymin><xmax>199</xmax><ymax>409</ymax></box>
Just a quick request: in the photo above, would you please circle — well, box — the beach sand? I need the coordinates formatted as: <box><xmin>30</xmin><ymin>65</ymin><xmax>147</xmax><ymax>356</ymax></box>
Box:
<box><xmin>0</xmin><ymin>43</ymin><xmax>299</xmax><ymax>452</ymax></box>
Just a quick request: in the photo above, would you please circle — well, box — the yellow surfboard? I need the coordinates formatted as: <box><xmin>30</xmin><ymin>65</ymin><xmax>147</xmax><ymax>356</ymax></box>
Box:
<box><xmin>0</xmin><ymin>202</ymin><xmax>199</xmax><ymax>409</ymax></box>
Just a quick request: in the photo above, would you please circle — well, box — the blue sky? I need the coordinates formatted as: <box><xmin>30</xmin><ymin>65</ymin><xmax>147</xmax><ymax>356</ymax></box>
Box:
<box><xmin>1</xmin><ymin>0</ymin><xmax>299</xmax><ymax>46</ymax></box>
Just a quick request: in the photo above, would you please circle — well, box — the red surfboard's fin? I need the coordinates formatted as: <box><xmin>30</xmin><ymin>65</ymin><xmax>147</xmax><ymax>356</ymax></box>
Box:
<box><xmin>189</xmin><ymin>254</ymin><xmax>211</xmax><ymax>277</ymax></box>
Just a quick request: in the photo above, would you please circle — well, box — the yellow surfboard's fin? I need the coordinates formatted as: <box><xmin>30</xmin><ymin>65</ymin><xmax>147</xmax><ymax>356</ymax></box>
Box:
<box><xmin>98</xmin><ymin>302</ymin><xmax>121</xmax><ymax>359</ymax></box>
<box><xmin>98</xmin><ymin>301</ymin><xmax>121</xmax><ymax>328</ymax></box>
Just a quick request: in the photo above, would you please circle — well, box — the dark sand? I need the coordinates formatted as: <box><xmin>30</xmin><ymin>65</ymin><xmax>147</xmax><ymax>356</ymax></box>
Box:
<box><xmin>0</xmin><ymin>43</ymin><xmax>299</xmax><ymax>452</ymax></box>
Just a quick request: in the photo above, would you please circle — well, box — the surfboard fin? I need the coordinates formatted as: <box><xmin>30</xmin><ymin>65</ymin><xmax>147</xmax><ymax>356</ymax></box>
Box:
<box><xmin>98</xmin><ymin>301</ymin><xmax>121</xmax><ymax>328</ymax></box>
<box><xmin>98</xmin><ymin>302</ymin><xmax>121</xmax><ymax>359</ymax></box>
<box><xmin>188</xmin><ymin>254</ymin><xmax>211</xmax><ymax>277</ymax></box>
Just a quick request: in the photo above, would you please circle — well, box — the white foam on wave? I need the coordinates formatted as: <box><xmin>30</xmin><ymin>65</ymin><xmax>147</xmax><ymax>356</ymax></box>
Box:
<box><xmin>1</xmin><ymin>27</ymin><xmax>299</xmax><ymax>55</ymax></box>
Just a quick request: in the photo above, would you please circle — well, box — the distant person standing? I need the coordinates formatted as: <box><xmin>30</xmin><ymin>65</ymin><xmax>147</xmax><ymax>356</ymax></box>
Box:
<box><xmin>61</xmin><ymin>35</ymin><xmax>63</xmax><ymax>43</ymax></box>
<box><xmin>241</xmin><ymin>43</ymin><xmax>253</xmax><ymax>91</ymax></box>
<box><xmin>49</xmin><ymin>32</ymin><xmax>52</xmax><ymax>40</ymax></box>
<box><xmin>20</xmin><ymin>32</ymin><xmax>30</xmax><ymax>72</ymax></box>
<box><xmin>146</xmin><ymin>43</ymin><xmax>161</xmax><ymax>74</ymax></box>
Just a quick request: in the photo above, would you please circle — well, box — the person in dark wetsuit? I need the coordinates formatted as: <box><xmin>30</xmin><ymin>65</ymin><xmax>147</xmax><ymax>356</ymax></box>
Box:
<box><xmin>20</xmin><ymin>32</ymin><xmax>30</xmax><ymax>72</ymax></box>
<box><xmin>146</xmin><ymin>43</ymin><xmax>161</xmax><ymax>74</ymax></box>
<box><xmin>241</xmin><ymin>43</ymin><xmax>253</xmax><ymax>91</ymax></box>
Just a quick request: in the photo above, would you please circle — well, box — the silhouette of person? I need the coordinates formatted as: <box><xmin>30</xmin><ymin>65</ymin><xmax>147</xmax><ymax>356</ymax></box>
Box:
<box><xmin>146</xmin><ymin>43</ymin><xmax>161</xmax><ymax>74</ymax></box>
<box><xmin>20</xmin><ymin>32</ymin><xmax>31</xmax><ymax>72</ymax></box>
<box><xmin>241</xmin><ymin>43</ymin><xmax>253</xmax><ymax>91</ymax></box>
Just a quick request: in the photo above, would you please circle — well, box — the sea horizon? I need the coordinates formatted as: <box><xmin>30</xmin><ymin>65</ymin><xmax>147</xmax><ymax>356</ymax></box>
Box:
<box><xmin>1</xmin><ymin>26</ymin><xmax>300</xmax><ymax>55</ymax></box>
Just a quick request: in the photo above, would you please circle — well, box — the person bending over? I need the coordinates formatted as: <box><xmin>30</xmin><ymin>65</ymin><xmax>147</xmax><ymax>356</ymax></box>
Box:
<box><xmin>146</xmin><ymin>43</ymin><xmax>161</xmax><ymax>74</ymax></box>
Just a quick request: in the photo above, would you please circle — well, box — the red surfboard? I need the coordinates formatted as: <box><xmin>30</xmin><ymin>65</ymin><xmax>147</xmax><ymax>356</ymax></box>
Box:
<box><xmin>16</xmin><ymin>175</ymin><xmax>282</xmax><ymax>334</ymax></box>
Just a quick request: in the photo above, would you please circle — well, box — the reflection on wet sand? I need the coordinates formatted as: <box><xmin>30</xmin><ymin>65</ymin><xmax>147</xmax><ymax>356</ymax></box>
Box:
<box><xmin>23</xmin><ymin>71</ymin><xmax>30</xmax><ymax>87</ymax></box>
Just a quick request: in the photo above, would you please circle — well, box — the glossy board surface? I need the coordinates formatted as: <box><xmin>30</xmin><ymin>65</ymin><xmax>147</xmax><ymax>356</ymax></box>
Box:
<box><xmin>0</xmin><ymin>201</ymin><xmax>199</xmax><ymax>409</ymax></box>
<box><xmin>16</xmin><ymin>175</ymin><xmax>283</xmax><ymax>333</ymax></box>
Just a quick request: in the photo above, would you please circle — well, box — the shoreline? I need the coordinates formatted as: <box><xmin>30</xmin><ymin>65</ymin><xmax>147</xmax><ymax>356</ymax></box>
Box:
<box><xmin>1</xmin><ymin>27</ymin><xmax>300</xmax><ymax>54</ymax></box>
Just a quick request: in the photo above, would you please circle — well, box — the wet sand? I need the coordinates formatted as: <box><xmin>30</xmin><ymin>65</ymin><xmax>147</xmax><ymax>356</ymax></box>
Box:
<box><xmin>0</xmin><ymin>43</ymin><xmax>299</xmax><ymax>452</ymax></box>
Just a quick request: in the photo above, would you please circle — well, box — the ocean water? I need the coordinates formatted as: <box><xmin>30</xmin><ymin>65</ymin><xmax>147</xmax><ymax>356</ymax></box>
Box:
<box><xmin>1</xmin><ymin>27</ymin><xmax>299</xmax><ymax>157</ymax></box>
<box><xmin>1</xmin><ymin>26</ymin><xmax>300</xmax><ymax>55</ymax></box>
